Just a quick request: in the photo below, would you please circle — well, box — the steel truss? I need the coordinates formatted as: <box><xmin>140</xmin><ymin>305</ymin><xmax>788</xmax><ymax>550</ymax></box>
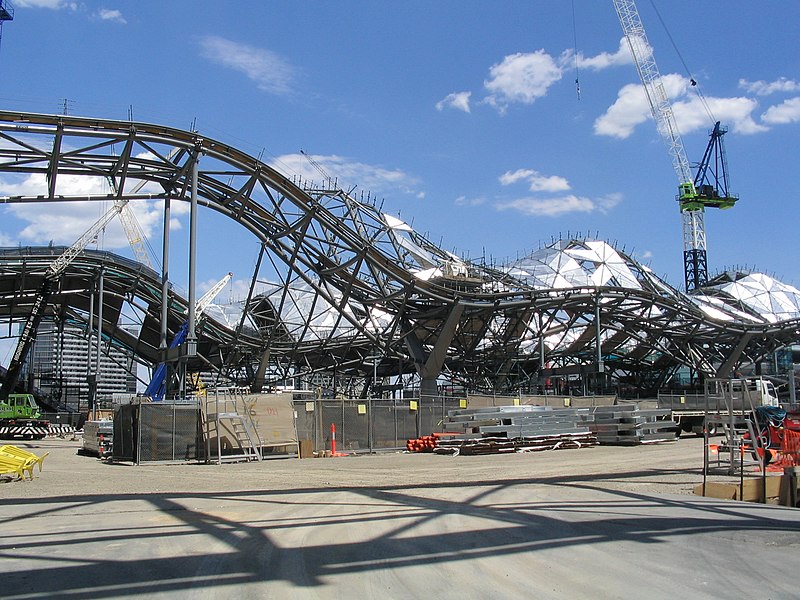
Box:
<box><xmin>0</xmin><ymin>111</ymin><xmax>797</xmax><ymax>397</ymax></box>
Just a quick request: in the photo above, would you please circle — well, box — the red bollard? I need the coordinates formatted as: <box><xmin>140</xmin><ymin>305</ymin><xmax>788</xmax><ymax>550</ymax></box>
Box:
<box><xmin>331</xmin><ymin>422</ymin><xmax>337</xmax><ymax>456</ymax></box>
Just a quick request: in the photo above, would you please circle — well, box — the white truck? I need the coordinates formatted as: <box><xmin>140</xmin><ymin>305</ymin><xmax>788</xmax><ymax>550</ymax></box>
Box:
<box><xmin>657</xmin><ymin>377</ymin><xmax>779</xmax><ymax>436</ymax></box>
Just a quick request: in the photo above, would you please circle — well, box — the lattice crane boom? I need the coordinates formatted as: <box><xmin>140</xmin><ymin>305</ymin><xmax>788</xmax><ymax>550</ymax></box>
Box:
<box><xmin>613</xmin><ymin>0</ymin><xmax>709</xmax><ymax>292</ymax></box>
<box><xmin>105</xmin><ymin>146</ymin><xmax>182</xmax><ymax>270</ymax></box>
<box><xmin>117</xmin><ymin>203</ymin><xmax>153</xmax><ymax>268</ymax></box>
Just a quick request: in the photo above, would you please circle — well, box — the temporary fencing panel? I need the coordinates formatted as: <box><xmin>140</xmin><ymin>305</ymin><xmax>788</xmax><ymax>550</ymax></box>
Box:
<box><xmin>113</xmin><ymin>401</ymin><xmax>203</xmax><ymax>463</ymax></box>
<box><xmin>294</xmin><ymin>397</ymin><xmax>469</xmax><ymax>454</ymax></box>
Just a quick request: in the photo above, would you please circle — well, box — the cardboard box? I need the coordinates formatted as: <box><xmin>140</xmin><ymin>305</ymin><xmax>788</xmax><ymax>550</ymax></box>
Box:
<box><xmin>298</xmin><ymin>439</ymin><xmax>314</xmax><ymax>459</ymax></box>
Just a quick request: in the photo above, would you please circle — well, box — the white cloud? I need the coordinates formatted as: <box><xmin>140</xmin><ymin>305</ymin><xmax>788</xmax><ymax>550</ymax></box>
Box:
<box><xmin>495</xmin><ymin>166</ymin><xmax>613</xmax><ymax>217</ymax></box>
<box><xmin>762</xmin><ymin>97</ymin><xmax>800</xmax><ymax>125</ymax></box>
<box><xmin>0</xmin><ymin>231</ymin><xmax>15</xmax><ymax>246</ymax></box>
<box><xmin>595</xmin><ymin>193</ymin><xmax>622</xmax><ymax>211</ymax></box>
<box><xmin>199</xmin><ymin>36</ymin><xmax>295</xmax><ymax>96</ymax></box>
<box><xmin>595</xmin><ymin>74</ymin><xmax>766</xmax><ymax>138</ymax></box>
<box><xmin>454</xmin><ymin>195</ymin><xmax>486</xmax><ymax>207</ymax></box>
<box><xmin>500</xmin><ymin>168</ymin><xmax>570</xmax><ymax>193</ymax></box>
<box><xmin>676</xmin><ymin>95</ymin><xmax>765</xmax><ymax>135</ymax></box>
<box><xmin>1</xmin><ymin>172</ymin><xmax>108</xmax><ymax>199</ymax></box>
<box><xmin>436</xmin><ymin>91</ymin><xmax>471</xmax><ymax>113</ymax></box>
<box><xmin>483</xmin><ymin>50</ymin><xmax>563</xmax><ymax>112</ymax></box>
<box><xmin>440</xmin><ymin>38</ymin><xmax>632</xmax><ymax>116</ymax></box>
<box><xmin>97</xmin><ymin>8</ymin><xmax>127</xmax><ymax>24</ymax></box>
<box><xmin>0</xmin><ymin>171</ymin><xmax>185</xmax><ymax>251</ymax></box>
<box><xmin>739</xmin><ymin>77</ymin><xmax>800</xmax><ymax>96</ymax></box>
<box><xmin>576</xmin><ymin>37</ymin><xmax>634</xmax><ymax>71</ymax></box>
<box><xmin>496</xmin><ymin>193</ymin><xmax>620</xmax><ymax>218</ymax></box>
<box><xmin>271</xmin><ymin>153</ymin><xmax>421</xmax><ymax>198</ymax></box>
<box><xmin>593</xmin><ymin>81</ymin><xmax>651</xmax><ymax>138</ymax></box>
<box><xmin>14</xmin><ymin>0</ymin><xmax>76</xmax><ymax>8</ymax></box>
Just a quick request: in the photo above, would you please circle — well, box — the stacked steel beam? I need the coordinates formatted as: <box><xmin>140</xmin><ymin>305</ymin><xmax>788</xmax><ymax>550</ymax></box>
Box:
<box><xmin>81</xmin><ymin>420</ymin><xmax>113</xmax><ymax>457</ymax></box>
<box><xmin>583</xmin><ymin>405</ymin><xmax>677</xmax><ymax>445</ymax></box>
<box><xmin>434</xmin><ymin>405</ymin><xmax>596</xmax><ymax>456</ymax></box>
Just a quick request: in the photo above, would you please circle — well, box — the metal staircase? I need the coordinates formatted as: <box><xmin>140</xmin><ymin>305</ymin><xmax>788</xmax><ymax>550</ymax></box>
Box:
<box><xmin>703</xmin><ymin>378</ymin><xmax>766</xmax><ymax>476</ymax></box>
<box><xmin>204</xmin><ymin>387</ymin><xmax>263</xmax><ymax>464</ymax></box>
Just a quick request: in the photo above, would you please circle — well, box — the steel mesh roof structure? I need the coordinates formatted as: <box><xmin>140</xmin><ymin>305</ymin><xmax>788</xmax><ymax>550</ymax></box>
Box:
<box><xmin>694</xmin><ymin>271</ymin><xmax>800</xmax><ymax>324</ymax></box>
<box><xmin>0</xmin><ymin>110</ymin><xmax>798</xmax><ymax>397</ymax></box>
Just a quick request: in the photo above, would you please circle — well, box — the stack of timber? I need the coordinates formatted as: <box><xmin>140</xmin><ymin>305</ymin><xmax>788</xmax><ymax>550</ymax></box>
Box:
<box><xmin>583</xmin><ymin>404</ymin><xmax>676</xmax><ymax>445</ymax></box>
<box><xmin>434</xmin><ymin>405</ymin><xmax>596</xmax><ymax>456</ymax></box>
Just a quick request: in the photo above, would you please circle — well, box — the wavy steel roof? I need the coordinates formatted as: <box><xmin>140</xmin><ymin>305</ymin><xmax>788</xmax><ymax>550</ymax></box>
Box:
<box><xmin>0</xmin><ymin>111</ymin><xmax>797</xmax><ymax>392</ymax></box>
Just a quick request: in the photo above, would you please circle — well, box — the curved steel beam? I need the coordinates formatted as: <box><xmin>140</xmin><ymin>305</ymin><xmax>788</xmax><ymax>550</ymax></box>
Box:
<box><xmin>0</xmin><ymin>110</ymin><xmax>797</xmax><ymax>395</ymax></box>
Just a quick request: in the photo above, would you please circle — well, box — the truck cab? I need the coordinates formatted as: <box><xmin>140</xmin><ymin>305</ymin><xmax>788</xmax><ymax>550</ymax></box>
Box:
<box><xmin>729</xmin><ymin>378</ymin><xmax>779</xmax><ymax>408</ymax></box>
<box><xmin>0</xmin><ymin>393</ymin><xmax>41</xmax><ymax>419</ymax></box>
<box><xmin>0</xmin><ymin>393</ymin><xmax>48</xmax><ymax>439</ymax></box>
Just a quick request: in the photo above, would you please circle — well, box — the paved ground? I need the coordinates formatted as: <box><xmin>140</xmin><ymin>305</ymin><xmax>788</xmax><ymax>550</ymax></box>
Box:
<box><xmin>2</xmin><ymin>437</ymin><xmax>799</xmax><ymax>599</ymax></box>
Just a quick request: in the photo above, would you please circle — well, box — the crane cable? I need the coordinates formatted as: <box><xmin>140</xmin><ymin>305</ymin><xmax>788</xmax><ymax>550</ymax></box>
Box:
<box><xmin>571</xmin><ymin>0</ymin><xmax>581</xmax><ymax>100</ymax></box>
<box><xmin>647</xmin><ymin>0</ymin><xmax>716</xmax><ymax>125</ymax></box>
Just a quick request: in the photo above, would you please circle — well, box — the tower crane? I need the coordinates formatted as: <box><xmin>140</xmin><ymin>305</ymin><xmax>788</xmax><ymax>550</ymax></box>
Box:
<box><xmin>613</xmin><ymin>0</ymin><xmax>737</xmax><ymax>292</ymax></box>
<box><xmin>0</xmin><ymin>199</ymin><xmax>132</xmax><ymax>399</ymax></box>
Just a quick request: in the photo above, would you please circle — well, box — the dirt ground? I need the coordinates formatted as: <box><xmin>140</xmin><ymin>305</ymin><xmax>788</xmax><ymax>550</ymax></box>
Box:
<box><xmin>0</xmin><ymin>434</ymin><xmax>767</xmax><ymax>498</ymax></box>
<box><xmin>0</xmin><ymin>435</ymin><xmax>725</xmax><ymax>497</ymax></box>
<box><xmin>2</xmin><ymin>436</ymin><xmax>799</xmax><ymax>599</ymax></box>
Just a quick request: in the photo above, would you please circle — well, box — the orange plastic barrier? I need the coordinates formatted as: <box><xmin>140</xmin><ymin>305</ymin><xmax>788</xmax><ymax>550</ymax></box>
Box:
<box><xmin>767</xmin><ymin>429</ymin><xmax>800</xmax><ymax>471</ymax></box>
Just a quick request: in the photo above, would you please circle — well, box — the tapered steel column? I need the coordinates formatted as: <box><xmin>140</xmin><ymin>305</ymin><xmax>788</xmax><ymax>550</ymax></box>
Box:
<box><xmin>160</xmin><ymin>196</ymin><xmax>171</xmax><ymax>353</ymax></box>
<box><xmin>93</xmin><ymin>267</ymin><xmax>104</xmax><ymax>420</ymax></box>
<box><xmin>186</xmin><ymin>150</ymin><xmax>199</xmax><ymax>356</ymax></box>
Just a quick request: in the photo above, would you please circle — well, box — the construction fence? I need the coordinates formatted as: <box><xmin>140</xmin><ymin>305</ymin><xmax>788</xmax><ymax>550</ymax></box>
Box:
<box><xmin>293</xmin><ymin>393</ymin><xmax>616</xmax><ymax>453</ymax></box>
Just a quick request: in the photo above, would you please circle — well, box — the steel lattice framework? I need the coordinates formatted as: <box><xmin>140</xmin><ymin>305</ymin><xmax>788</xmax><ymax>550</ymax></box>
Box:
<box><xmin>0</xmin><ymin>110</ymin><xmax>798</xmax><ymax>397</ymax></box>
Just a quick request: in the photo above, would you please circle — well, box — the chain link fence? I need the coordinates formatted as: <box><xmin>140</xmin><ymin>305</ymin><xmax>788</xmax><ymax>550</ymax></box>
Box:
<box><xmin>113</xmin><ymin>401</ymin><xmax>203</xmax><ymax>463</ymax></box>
<box><xmin>292</xmin><ymin>393</ymin><xmax>615</xmax><ymax>453</ymax></box>
<box><xmin>294</xmin><ymin>397</ymin><xmax>463</xmax><ymax>453</ymax></box>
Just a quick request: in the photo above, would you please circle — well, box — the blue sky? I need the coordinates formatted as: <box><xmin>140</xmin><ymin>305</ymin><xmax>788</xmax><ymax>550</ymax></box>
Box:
<box><xmin>0</xmin><ymin>0</ymin><xmax>798</xmax><ymax>303</ymax></box>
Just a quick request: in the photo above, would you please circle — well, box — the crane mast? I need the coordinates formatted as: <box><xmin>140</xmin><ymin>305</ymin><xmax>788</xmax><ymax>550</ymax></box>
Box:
<box><xmin>613</xmin><ymin>0</ymin><xmax>709</xmax><ymax>292</ymax></box>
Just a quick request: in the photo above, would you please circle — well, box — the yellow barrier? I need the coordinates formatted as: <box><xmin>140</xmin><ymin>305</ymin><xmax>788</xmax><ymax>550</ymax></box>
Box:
<box><xmin>0</xmin><ymin>454</ymin><xmax>34</xmax><ymax>480</ymax></box>
<box><xmin>0</xmin><ymin>445</ymin><xmax>48</xmax><ymax>472</ymax></box>
<box><xmin>0</xmin><ymin>445</ymin><xmax>48</xmax><ymax>480</ymax></box>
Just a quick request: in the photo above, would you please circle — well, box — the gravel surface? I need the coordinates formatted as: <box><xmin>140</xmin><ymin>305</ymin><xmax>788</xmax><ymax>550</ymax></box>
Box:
<box><xmin>2</xmin><ymin>437</ymin><xmax>799</xmax><ymax>599</ymax></box>
<box><xmin>0</xmin><ymin>435</ymin><xmax>747</xmax><ymax>497</ymax></box>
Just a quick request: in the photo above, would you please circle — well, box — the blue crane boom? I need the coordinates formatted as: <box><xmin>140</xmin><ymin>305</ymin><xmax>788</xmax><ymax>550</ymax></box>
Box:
<box><xmin>144</xmin><ymin>272</ymin><xmax>233</xmax><ymax>401</ymax></box>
